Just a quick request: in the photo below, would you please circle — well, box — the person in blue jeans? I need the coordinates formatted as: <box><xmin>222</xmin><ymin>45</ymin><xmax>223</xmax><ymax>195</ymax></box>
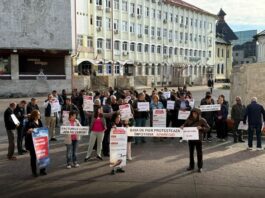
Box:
<box><xmin>243</xmin><ymin>97</ymin><xmax>265</xmax><ymax>150</ymax></box>
<box><xmin>132</xmin><ymin>93</ymin><xmax>149</xmax><ymax>144</ymax></box>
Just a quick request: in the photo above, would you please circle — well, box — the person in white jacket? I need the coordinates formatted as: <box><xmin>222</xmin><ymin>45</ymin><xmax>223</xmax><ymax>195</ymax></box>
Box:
<box><xmin>63</xmin><ymin>111</ymin><xmax>82</xmax><ymax>169</ymax></box>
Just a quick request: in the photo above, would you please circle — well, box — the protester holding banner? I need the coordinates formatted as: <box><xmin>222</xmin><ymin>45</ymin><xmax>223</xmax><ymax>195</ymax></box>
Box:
<box><xmin>25</xmin><ymin>110</ymin><xmax>47</xmax><ymax>177</ymax></box>
<box><xmin>231</xmin><ymin>96</ymin><xmax>246</xmax><ymax>143</ymax></box>
<box><xmin>84</xmin><ymin>108</ymin><xmax>106</xmax><ymax>161</ymax></box>
<box><xmin>63</xmin><ymin>112</ymin><xmax>82</xmax><ymax>169</ymax></box>
<box><xmin>14</xmin><ymin>100</ymin><xmax>28</xmax><ymax>155</ymax></box>
<box><xmin>4</xmin><ymin>103</ymin><xmax>19</xmax><ymax>160</ymax></box>
<box><xmin>182</xmin><ymin>108</ymin><xmax>210</xmax><ymax>173</ymax></box>
<box><xmin>132</xmin><ymin>92</ymin><xmax>149</xmax><ymax>144</ymax></box>
<box><xmin>215</xmin><ymin>97</ymin><xmax>228</xmax><ymax>141</ymax></box>
<box><xmin>44</xmin><ymin>94</ymin><xmax>57</xmax><ymax>141</ymax></box>
<box><xmin>201</xmin><ymin>95</ymin><xmax>215</xmax><ymax>142</ymax></box>
<box><xmin>175</xmin><ymin>92</ymin><xmax>191</xmax><ymax>142</ymax></box>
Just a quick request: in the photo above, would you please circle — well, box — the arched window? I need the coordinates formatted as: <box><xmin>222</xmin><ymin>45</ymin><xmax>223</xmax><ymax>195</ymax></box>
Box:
<box><xmin>106</xmin><ymin>62</ymin><xmax>112</xmax><ymax>74</ymax></box>
<box><xmin>115</xmin><ymin>62</ymin><xmax>120</xmax><ymax>74</ymax></box>
<box><xmin>98</xmin><ymin>61</ymin><xmax>103</xmax><ymax>74</ymax></box>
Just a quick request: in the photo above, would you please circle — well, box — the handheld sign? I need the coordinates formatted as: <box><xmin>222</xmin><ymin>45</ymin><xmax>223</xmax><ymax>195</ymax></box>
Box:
<box><xmin>238</xmin><ymin>121</ymin><xmax>248</xmax><ymax>130</ymax></box>
<box><xmin>178</xmin><ymin>110</ymin><xmax>190</xmax><ymax>120</ymax></box>
<box><xmin>11</xmin><ymin>114</ymin><xmax>20</xmax><ymax>125</ymax></box>
<box><xmin>62</xmin><ymin>111</ymin><xmax>69</xmax><ymax>124</ymax></box>
<box><xmin>127</xmin><ymin>127</ymin><xmax>183</xmax><ymax>138</ymax></box>
<box><xmin>51</xmin><ymin>98</ymin><xmax>61</xmax><ymax>113</ymax></box>
<box><xmin>167</xmin><ymin>101</ymin><xmax>175</xmax><ymax>110</ymax></box>
<box><xmin>137</xmin><ymin>102</ymin><xmax>150</xmax><ymax>112</ymax></box>
<box><xmin>60</xmin><ymin>126</ymin><xmax>89</xmax><ymax>136</ymax></box>
<box><xmin>153</xmin><ymin>109</ymin><xmax>167</xmax><ymax>127</ymax></box>
<box><xmin>119</xmin><ymin>104</ymin><xmax>133</xmax><ymax>120</ymax></box>
<box><xmin>163</xmin><ymin>92</ymin><xmax>171</xmax><ymax>99</ymax></box>
<box><xmin>83</xmin><ymin>96</ymin><xmax>94</xmax><ymax>111</ymax></box>
<box><xmin>199</xmin><ymin>104</ymin><xmax>221</xmax><ymax>112</ymax></box>
<box><xmin>182</xmin><ymin>127</ymin><xmax>199</xmax><ymax>140</ymax></box>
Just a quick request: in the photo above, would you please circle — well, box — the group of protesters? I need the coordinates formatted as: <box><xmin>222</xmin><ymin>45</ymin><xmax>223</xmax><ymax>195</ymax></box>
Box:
<box><xmin>4</xmin><ymin>85</ymin><xmax>265</xmax><ymax>176</ymax></box>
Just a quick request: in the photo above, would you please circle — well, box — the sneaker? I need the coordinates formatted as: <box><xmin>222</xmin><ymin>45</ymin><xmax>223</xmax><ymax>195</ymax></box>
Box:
<box><xmin>73</xmin><ymin>163</ymin><xmax>80</xmax><ymax>168</ymax></box>
<box><xmin>66</xmin><ymin>165</ymin><xmax>72</xmax><ymax>169</ymax></box>
<box><xmin>247</xmin><ymin>147</ymin><xmax>253</xmax><ymax>150</ymax></box>
<box><xmin>256</xmin><ymin>147</ymin><xmax>263</xmax><ymax>151</ymax></box>
<box><xmin>84</xmin><ymin>156</ymin><xmax>91</xmax><ymax>162</ymax></box>
<box><xmin>96</xmin><ymin>155</ymin><xmax>103</xmax><ymax>160</ymax></box>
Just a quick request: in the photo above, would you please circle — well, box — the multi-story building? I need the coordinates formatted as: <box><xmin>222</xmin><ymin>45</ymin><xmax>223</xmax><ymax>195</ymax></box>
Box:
<box><xmin>254</xmin><ymin>30</ymin><xmax>265</xmax><ymax>63</ymax></box>
<box><xmin>0</xmin><ymin>0</ymin><xmax>75</xmax><ymax>96</ymax></box>
<box><xmin>215</xmin><ymin>9</ymin><xmax>237</xmax><ymax>82</ymax></box>
<box><xmin>74</xmin><ymin>0</ymin><xmax>216</xmax><ymax>89</ymax></box>
<box><xmin>233</xmin><ymin>30</ymin><xmax>257</xmax><ymax>66</ymax></box>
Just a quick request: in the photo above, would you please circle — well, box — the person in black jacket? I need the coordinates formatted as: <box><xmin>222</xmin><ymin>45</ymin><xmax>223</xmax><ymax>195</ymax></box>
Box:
<box><xmin>26</xmin><ymin>98</ymin><xmax>39</xmax><ymax>115</ymax></box>
<box><xmin>61</xmin><ymin>98</ymin><xmax>79</xmax><ymax>114</ymax></box>
<box><xmin>44</xmin><ymin>94</ymin><xmax>57</xmax><ymax>141</ymax></box>
<box><xmin>243</xmin><ymin>97</ymin><xmax>265</xmax><ymax>150</ymax></box>
<box><xmin>25</xmin><ymin>110</ymin><xmax>47</xmax><ymax>177</ymax></box>
<box><xmin>215</xmin><ymin>97</ymin><xmax>228</xmax><ymax>141</ymax></box>
<box><xmin>14</xmin><ymin>100</ymin><xmax>27</xmax><ymax>155</ymax></box>
<box><xmin>4</xmin><ymin>102</ymin><xmax>18</xmax><ymax>160</ymax></box>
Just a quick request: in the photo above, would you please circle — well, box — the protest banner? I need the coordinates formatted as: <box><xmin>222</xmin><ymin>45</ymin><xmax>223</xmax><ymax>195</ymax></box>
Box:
<box><xmin>199</xmin><ymin>104</ymin><xmax>221</xmax><ymax>112</ymax></box>
<box><xmin>163</xmin><ymin>92</ymin><xmax>171</xmax><ymax>99</ymax></box>
<box><xmin>153</xmin><ymin>109</ymin><xmax>166</xmax><ymax>127</ymax></box>
<box><xmin>110</xmin><ymin>128</ymin><xmax>127</xmax><ymax>168</ymax></box>
<box><xmin>182</xmin><ymin>127</ymin><xmax>199</xmax><ymax>140</ymax></box>
<box><xmin>119</xmin><ymin>104</ymin><xmax>133</xmax><ymax>120</ymax></box>
<box><xmin>11</xmin><ymin>114</ymin><xmax>20</xmax><ymax>125</ymax></box>
<box><xmin>60</xmin><ymin>126</ymin><xmax>89</xmax><ymax>135</ymax></box>
<box><xmin>127</xmin><ymin>127</ymin><xmax>183</xmax><ymax>138</ymax></box>
<box><xmin>32</xmin><ymin>128</ymin><xmax>50</xmax><ymax>168</ymax></box>
<box><xmin>178</xmin><ymin>110</ymin><xmax>191</xmax><ymax>120</ymax></box>
<box><xmin>83</xmin><ymin>96</ymin><xmax>94</xmax><ymax>111</ymax></box>
<box><xmin>167</xmin><ymin>101</ymin><xmax>175</xmax><ymax>110</ymax></box>
<box><xmin>51</xmin><ymin>98</ymin><xmax>61</xmax><ymax>113</ymax></box>
<box><xmin>238</xmin><ymin>121</ymin><xmax>248</xmax><ymax>130</ymax></box>
<box><xmin>137</xmin><ymin>102</ymin><xmax>150</xmax><ymax>112</ymax></box>
<box><xmin>62</xmin><ymin>111</ymin><xmax>69</xmax><ymax>124</ymax></box>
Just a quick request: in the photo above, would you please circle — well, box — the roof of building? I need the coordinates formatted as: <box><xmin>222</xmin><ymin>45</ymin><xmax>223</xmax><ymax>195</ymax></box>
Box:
<box><xmin>254</xmin><ymin>30</ymin><xmax>265</xmax><ymax>39</ymax></box>
<box><xmin>216</xmin><ymin>9</ymin><xmax>238</xmax><ymax>42</ymax></box>
<box><xmin>164</xmin><ymin>0</ymin><xmax>216</xmax><ymax>17</ymax></box>
<box><xmin>217</xmin><ymin>8</ymin><xmax>226</xmax><ymax>17</ymax></box>
<box><xmin>216</xmin><ymin>34</ymin><xmax>231</xmax><ymax>45</ymax></box>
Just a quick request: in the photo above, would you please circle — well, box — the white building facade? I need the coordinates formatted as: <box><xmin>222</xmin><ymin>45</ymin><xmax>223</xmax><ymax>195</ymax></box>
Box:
<box><xmin>256</xmin><ymin>30</ymin><xmax>265</xmax><ymax>63</ymax></box>
<box><xmin>75</xmin><ymin>0</ymin><xmax>216</xmax><ymax>88</ymax></box>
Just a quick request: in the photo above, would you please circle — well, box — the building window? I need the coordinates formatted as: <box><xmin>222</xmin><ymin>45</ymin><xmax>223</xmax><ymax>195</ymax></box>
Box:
<box><xmin>190</xmin><ymin>18</ymin><xmax>193</xmax><ymax>26</ymax></box>
<box><xmin>106</xmin><ymin>39</ymin><xmax>111</xmax><ymax>49</ymax></box>
<box><xmin>185</xmin><ymin>17</ymin><xmax>189</xmax><ymax>26</ymax></box>
<box><xmin>96</xmin><ymin>16</ymin><xmax>102</xmax><ymax>27</ymax></box>
<box><xmin>106</xmin><ymin>18</ymin><xmax>111</xmax><ymax>30</ymax></box>
<box><xmin>151</xmin><ymin>45</ymin><xmax>155</xmax><ymax>53</ymax></box>
<box><xmin>138</xmin><ymin>66</ymin><xmax>142</xmax><ymax>75</ymax></box>
<box><xmin>217</xmin><ymin>64</ymin><xmax>220</xmax><ymax>74</ymax></box>
<box><xmin>174</xmin><ymin>48</ymin><xmax>178</xmax><ymax>55</ymax></box>
<box><xmin>97</xmin><ymin>38</ymin><xmax>103</xmax><ymax>49</ymax></box>
<box><xmin>217</xmin><ymin>48</ymin><xmax>220</xmax><ymax>57</ymax></box>
<box><xmin>190</xmin><ymin>33</ymin><xmax>193</xmax><ymax>41</ymax></box>
<box><xmin>175</xmin><ymin>15</ymin><xmax>178</xmax><ymax>23</ymax></box>
<box><xmin>114</xmin><ymin>0</ymin><xmax>119</xmax><ymax>10</ymax></box>
<box><xmin>122</xmin><ymin>42</ymin><xmax>128</xmax><ymax>51</ymax></box>
<box><xmin>130</xmin><ymin>23</ymin><xmax>135</xmax><ymax>33</ymax></box>
<box><xmin>145</xmin><ymin>66</ymin><xmax>149</xmax><ymax>75</ymax></box>
<box><xmin>190</xmin><ymin>49</ymin><xmax>193</xmax><ymax>57</ymax></box>
<box><xmin>180</xmin><ymin>32</ymin><xmax>183</xmax><ymax>40</ymax></box>
<box><xmin>87</xmin><ymin>37</ymin><xmax>93</xmax><ymax>48</ymax></box>
<box><xmin>175</xmin><ymin>31</ymin><xmax>178</xmax><ymax>40</ymax></box>
<box><xmin>169</xmin><ymin>47</ymin><xmax>173</xmax><ymax>55</ymax></box>
<box><xmin>122</xmin><ymin>21</ymin><xmax>128</xmax><ymax>32</ymax></box>
<box><xmin>137</xmin><ymin>24</ymin><xmax>142</xmax><ymax>34</ymax></box>
<box><xmin>209</xmin><ymin>51</ymin><xmax>212</xmax><ymax>58</ymax></box>
<box><xmin>0</xmin><ymin>56</ymin><xmax>11</xmax><ymax>76</ymax></box>
<box><xmin>152</xmin><ymin>9</ymin><xmax>156</xmax><ymax>19</ymax></box>
<box><xmin>122</xmin><ymin>1</ymin><xmax>128</xmax><ymax>12</ymax></box>
<box><xmin>77</xmin><ymin>35</ymin><xmax>83</xmax><ymax>47</ymax></box>
<box><xmin>130</xmin><ymin>43</ymin><xmax>135</xmax><ymax>51</ymax></box>
<box><xmin>163</xmin><ymin>28</ymin><xmax>167</xmax><ymax>38</ymax></box>
<box><xmin>169</xmin><ymin>30</ymin><xmax>173</xmax><ymax>40</ymax></box>
<box><xmin>157</xmin><ymin>46</ymin><xmax>161</xmax><ymax>54</ymax></box>
<box><xmin>221</xmin><ymin>64</ymin><xmax>224</xmax><ymax>74</ymax></box>
<box><xmin>157</xmin><ymin>10</ymin><xmax>162</xmax><ymax>19</ymax></box>
<box><xmin>114</xmin><ymin>19</ymin><xmax>119</xmax><ymax>30</ymax></box>
<box><xmin>98</xmin><ymin>62</ymin><xmax>103</xmax><ymax>74</ymax></box>
<box><xmin>130</xmin><ymin>3</ymin><xmax>135</xmax><ymax>14</ymax></box>
<box><xmin>180</xmin><ymin>48</ymin><xmax>183</xmax><ymax>56</ymax></box>
<box><xmin>137</xmin><ymin>5</ymin><xmax>142</xmax><ymax>15</ymax></box>
<box><xmin>145</xmin><ymin>44</ymin><xmax>149</xmax><ymax>53</ymax></box>
<box><xmin>115</xmin><ymin>63</ymin><xmax>120</xmax><ymax>74</ymax></box>
<box><xmin>114</xmin><ymin>41</ymin><xmax>120</xmax><ymax>50</ymax></box>
<box><xmin>106</xmin><ymin>63</ymin><xmax>112</xmax><ymax>74</ymax></box>
<box><xmin>222</xmin><ymin>49</ymin><xmax>224</xmax><ymax>57</ymax></box>
<box><xmin>106</xmin><ymin>0</ymin><xmax>111</xmax><ymax>8</ymax></box>
<box><xmin>194</xmin><ymin>50</ymin><xmax>197</xmax><ymax>57</ymax></box>
<box><xmin>145</xmin><ymin>26</ymin><xmax>149</xmax><ymax>35</ymax></box>
<box><xmin>185</xmin><ymin>49</ymin><xmax>188</xmax><ymax>56</ymax></box>
<box><xmin>137</xmin><ymin>43</ymin><xmax>142</xmax><ymax>52</ymax></box>
<box><xmin>170</xmin><ymin>13</ymin><xmax>173</xmax><ymax>22</ymax></box>
<box><xmin>151</xmin><ymin>27</ymin><xmax>155</xmax><ymax>36</ymax></box>
<box><xmin>96</xmin><ymin>0</ymin><xmax>102</xmax><ymax>5</ymax></box>
<box><xmin>163</xmin><ymin>46</ymin><xmax>167</xmax><ymax>55</ymax></box>
<box><xmin>145</xmin><ymin>7</ymin><xmax>149</xmax><ymax>17</ymax></box>
<box><xmin>152</xmin><ymin>65</ymin><xmax>155</xmax><ymax>75</ymax></box>
<box><xmin>157</xmin><ymin>28</ymin><xmax>161</xmax><ymax>37</ymax></box>
<box><xmin>203</xmin><ymin>51</ymin><xmax>206</xmax><ymax>57</ymax></box>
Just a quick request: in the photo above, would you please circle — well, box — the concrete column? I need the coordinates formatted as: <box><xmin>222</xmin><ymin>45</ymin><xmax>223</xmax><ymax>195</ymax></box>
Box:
<box><xmin>11</xmin><ymin>54</ymin><xmax>19</xmax><ymax>80</ymax></box>
<box><xmin>65</xmin><ymin>55</ymin><xmax>72</xmax><ymax>80</ymax></box>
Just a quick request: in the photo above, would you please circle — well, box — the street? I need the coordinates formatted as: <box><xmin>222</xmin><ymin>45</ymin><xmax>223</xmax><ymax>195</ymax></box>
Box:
<box><xmin>1</xmin><ymin>86</ymin><xmax>265</xmax><ymax>198</ymax></box>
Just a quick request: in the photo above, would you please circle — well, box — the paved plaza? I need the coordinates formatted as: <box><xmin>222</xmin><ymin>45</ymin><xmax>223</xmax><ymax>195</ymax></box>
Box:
<box><xmin>1</xmin><ymin>86</ymin><xmax>265</xmax><ymax>198</ymax></box>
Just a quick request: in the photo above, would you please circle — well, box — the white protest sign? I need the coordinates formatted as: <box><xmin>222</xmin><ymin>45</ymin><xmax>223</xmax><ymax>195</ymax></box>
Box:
<box><xmin>51</xmin><ymin>99</ymin><xmax>61</xmax><ymax>113</ymax></box>
<box><xmin>199</xmin><ymin>104</ymin><xmax>221</xmax><ymax>112</ymax></box>
<box><xmin>167</xmin><ymin>101</ymin><xmax>175</xmax><ymax>110</ymax></box>
<box><xmin>153</xmin><ymin>109</ymin><xmax>166</xmax><ymax>127</ymax></box>
<box><xmin>83</xmin><ymin>96</ymin><xmax>94</xmax><ymax>112</ymax></box>
<box><xmin>182</xmin><ymin>127</ymin><xmax>199</xmax><ymax>140</ymax></box>
<box><xmin>238</xmin><ymin>121</ymin><xmax>248</xmax><ymax>130</ymax></box>
<box><xmin>163</xmin><ymin>92</ymin><xmax>171</xmax><ymax>99</ymax></box>
<box><xmin>11</xmin><ymin>114</ymin><xmax>20</xmax><ymax>125</ymax></box>
<box><xmin>60</xmin><ymin>126</ymin><xmax>89</xmax><ymax>135</ymax></box>
<box><xmin>119</xmin><ymin>104</ymin><xmax>133</xmax><ymax>120</ymax></box>
<box><xmin>137</xmin><ymin>102</ymin><xmax>150</xmax><ymax>112</ymax></box>
<box><xmin>178</xmin><ymin>110</ymin><xmax>191</xmax><ymax>120</ymax></box>
<box><xmin>187</xmin><ymin>99</ymin><xmax>195</xmax><ymax>108</ymax></box>
<box><xmin>62</xmin><ymin>111</ymin><xmax>69</xmax><ymax>124</ymax></box>
<box><xmin>127</xmin><ymin>127</ymin><xmax>183</xmax><ymax>138</ymax></box>
<box><xmin>110</xmin><ymin>128</ymin><xmax>127</xmax><ymax>168</ymax></box>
